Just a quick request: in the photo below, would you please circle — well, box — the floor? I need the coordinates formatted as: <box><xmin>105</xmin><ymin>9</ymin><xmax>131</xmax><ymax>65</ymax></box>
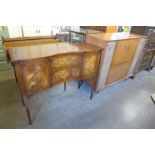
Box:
<box><xmin>1</xmin><ymin>68</ymin><xmax>155</xmax><ymax>129</ymax></box>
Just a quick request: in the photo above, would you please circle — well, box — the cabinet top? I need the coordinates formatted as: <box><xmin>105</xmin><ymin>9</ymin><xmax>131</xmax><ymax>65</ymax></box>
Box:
<box><xmin>87</xmin><ymin>32</ymin><xmax>146</xmax><ymax>42</ymax></box>
<box><xmin>8</xmin><ymin>42</ymin><xmax>102</xmax><ymax>62</ymax></box>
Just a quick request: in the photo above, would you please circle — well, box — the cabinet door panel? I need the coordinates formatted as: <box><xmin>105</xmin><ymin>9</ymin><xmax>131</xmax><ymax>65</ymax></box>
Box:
<box><xmin>112</xmin><ymin>39</ymin><xmax>140</xmax><ymax>66</ymax></box>
<box><xmin>106</xmin><ymin>62</ymin><xmax>130</xmax><ymax>84</ymax></box>
<box><xmin>22</xmin><ymin>58</ymin><xmax>50</xmax><ymax>93</ymax></box>
<box><xmin>82</xmin><ymin>52</ymin><xmax>100</xmax><ymax>78</ymax></box>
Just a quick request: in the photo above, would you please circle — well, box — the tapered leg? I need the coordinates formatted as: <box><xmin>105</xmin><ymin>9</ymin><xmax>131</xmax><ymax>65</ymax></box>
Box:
<box><xmin>90</xmin><ymin>88</ymin><xmax>94</xmax><ymax>100</ymax></box>
<box><xmin>97</xmin><ymin>90</ymin><xmax>100</xmax><ymax>94</ymax></box>
<box><xmin>13</xmin><ymin>65</ymin><xmax>18</xmax><ymax>83</ymax></box>
<box><xmin>21</xmin><ymin>95</ymin><xmax>25</xmax><ymax>106</ymax></box>
<box><xmin>130</xmin><ymin>75</ymin><xmax>135</xmax><ymax>79</ymax></box>
<box><xmin>78</xmin><ymin>80</ymin><xmax>83</xmax><ymax>89</ymax></box>
<box><xmin>64</xmin><ymin>82</ymin><xmax>66</xmax><ymax>91</ymax></box>
<box><xmin>23</xmin><ymin>95</ymin><xmax>32</xmax><ymax>125</ymax></box>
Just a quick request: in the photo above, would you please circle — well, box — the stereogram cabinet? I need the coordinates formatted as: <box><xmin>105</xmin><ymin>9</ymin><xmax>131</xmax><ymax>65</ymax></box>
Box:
<box><xmin>7</xmin><ymin>42</ymin><xmax>102</xmax><ymax>124</ymax></box>
<box><xmin>86</xmin><ymin>32</ymin><xmax>147</xmax><ymax>91</ymax></box>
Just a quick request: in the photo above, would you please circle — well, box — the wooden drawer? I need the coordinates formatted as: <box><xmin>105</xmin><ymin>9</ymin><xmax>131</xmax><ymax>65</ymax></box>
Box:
<box><xmin>51</xmin><ymin>67</ymin><xmax>81</xmax><ymax>85</ymax></box>
<box><xmin>51</xmin><ymin>54</ymin><xmax>81</xmax><ymax>70</ymax></box>
<box><xmin>106</xmin><ymin>62</ymin><xmax>131</xmax><ymax>85</ymax></box>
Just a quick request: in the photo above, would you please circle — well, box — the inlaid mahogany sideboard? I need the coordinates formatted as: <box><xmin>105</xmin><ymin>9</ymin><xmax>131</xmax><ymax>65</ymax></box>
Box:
<box><xmin>7</xmin><ymin>42</ymin><xmax>102</xmax><ymax>124</ymax></box>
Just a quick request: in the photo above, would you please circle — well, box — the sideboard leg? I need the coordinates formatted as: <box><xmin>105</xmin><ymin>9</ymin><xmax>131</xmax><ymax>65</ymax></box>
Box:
<box><xmin>23</xmin><ymin>95</ymin><xmax>32</xmax><ymax>125</ymax></box>
<box><xmin>78</xmin><ymin>80</ymin><xmax>83</xmax><ymax>89</ymax></box>
<box><xmin>97</xmin><ymin>90</ymin><xmax>100</xmax><ymax>94</ymax></box>
<box><xmin>90</xmin><ymin>88</ymin><xmax>94</xmax><ymax>100</ymax></box>
<box><xmin>21</xmin><ymin>96</ymin><xmax>25</xmax><ymax>107</ymax></box>
<box><xmin>130</xmin><ymin>75</ymin><xmax>135</xmax><ymax>79</ymax></box>
<box><xmin>64</xmin><ymin>82</ymin><xmax>66</xmax><ymax>91</ymax></box>
<box><xmin>13</xmin><ymin>65</ymin><xmax>18</xmax><ymax>83</ymax></box>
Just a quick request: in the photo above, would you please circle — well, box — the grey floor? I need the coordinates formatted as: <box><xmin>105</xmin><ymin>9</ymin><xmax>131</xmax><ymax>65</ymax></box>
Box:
<box><xmin>1</xmin><ymin>68</ymin><xmax>155</xmax><ymax>129</ymax></box>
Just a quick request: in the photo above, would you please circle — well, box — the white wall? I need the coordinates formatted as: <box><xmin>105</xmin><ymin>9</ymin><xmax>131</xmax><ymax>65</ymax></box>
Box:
<box><xmin>7</xmin><ymin>26</ymin><xmax>23</xmax><ymax>38</ymax></box>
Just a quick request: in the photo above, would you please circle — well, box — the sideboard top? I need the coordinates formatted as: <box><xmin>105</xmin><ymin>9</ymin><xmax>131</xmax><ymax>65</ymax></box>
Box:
<box><xmin>8</xmin><ymin>42</ymin><xmax>102</xmax><ymax>62</ymax></box>
<box><xmin>87</xmin><ymin>32</ymin><xmax>147</xmax><ymax>42</ymax></box>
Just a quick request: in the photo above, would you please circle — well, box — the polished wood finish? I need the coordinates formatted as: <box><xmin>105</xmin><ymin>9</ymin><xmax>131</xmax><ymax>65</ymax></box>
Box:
<box><xmin>8</xmin><ymin>42</ymin><xmax>101</xmax><ymax>61</ymax></box>
<box><xmin>3</xmin><ymin>36</ymin><xmax>59</xmax><ymax>48</ymax></box>
<box><xmin>86</xmin><ymin>32</ymin><xmax>142</xmax><ymax>43</ymax></box>
<box><xmin>8</xmin><ymin>42</ymin><xmax>102</xmax><ymax>124</ymax></box>
<box><xmin>3</xmin><ymin>36</ymin><xmax>60</xmax><ymax>62</ymax></box>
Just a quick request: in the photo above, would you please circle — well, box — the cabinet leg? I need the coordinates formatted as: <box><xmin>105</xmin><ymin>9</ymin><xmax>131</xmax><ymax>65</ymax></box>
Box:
<box><xmin>90</xmin><ymin>88</ymin><xmax>94</xmax><ymax>100</ymax></box>
<box><xmin>78</xmin><ymin>80</ymin><xmax>83</xmax><ymax>89</ymax></box>
<box><xmin>23</xmin><ymin>95</ymin><xmax>32</xmax><ymax>125</ymax></box>
<box><xmin>64</xmin><ymin>82</ymin><xmax>66</xmax><ymax>91</ymax></box>
<box><xmin>21</xmin><ymin>96</ymin><xmax>25</xmax><ymax>107</ymax></box>
<box><xmin>13</xmin><ymin>65</ymin><xmax>18</xmax><ymax>83</ymax></box>
<box><xmin>97</xmin><ymin>90</ymin><xmax>100</xmax><ymax>94</ymax></box>
<box><xmin>130</xmin><ymin>75</ymin><xmax>135</xmax><ymax>79</ymax></box>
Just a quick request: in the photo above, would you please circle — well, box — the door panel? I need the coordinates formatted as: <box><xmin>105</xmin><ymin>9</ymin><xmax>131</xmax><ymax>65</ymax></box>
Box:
<box><xmin>22</xmin><ymin>58</ymin><xmax>50</xmax><ymax>93</ymax></box>
<box><xmin>106</xmin><ymin>62</ymin><xmax>131</xmax><ymax>84</ymax></box>
<box><xmin>106</xmin><ymin>39</ymin><xmax>140</xmax><ymax>85</ymax></box>
<box><xmin>112</xmin><ymin>39</ymin><xmax>140</xmax><ymax>66</ymax></box>
<box><xmin>82</xmin><ymin>52</ymin><xmax>100</xmax><ymax>78</ymax></box>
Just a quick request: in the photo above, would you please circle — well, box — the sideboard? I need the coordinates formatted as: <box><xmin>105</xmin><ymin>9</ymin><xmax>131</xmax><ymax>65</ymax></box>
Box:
<box><xmin>7</xmin><ymin>42</ymin><xmax>103</xmax><ymax>124</ymax></box>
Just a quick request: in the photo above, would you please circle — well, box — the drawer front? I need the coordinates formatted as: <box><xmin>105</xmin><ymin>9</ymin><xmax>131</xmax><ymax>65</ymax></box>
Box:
<box><xmin>112</xmin><ymin>39</ymin><xmax>140</xmax><ymax>66</ymax></box>
<box><xmin>82</xmin><ymin>52</ymin><xmax>100</xmax><ymax>78</ymax></box>
<box><xmin>106</xmin><ymin>62</ymin><xmax>131</xmax><ymax>85</ymax></box>
<box><xmin>51</xmin><ymin>67</ymin><xmax>81</xmax><ymax>85</ymax></box>
<box><xmin>21</xmin><ymin>58</ymin><xmax>50</xmax><ymax>93</ymax></box>
<box><xmin>51</xmin><ymin>54</ymin><xmax>81</xmax><ymax>70</ymax></box>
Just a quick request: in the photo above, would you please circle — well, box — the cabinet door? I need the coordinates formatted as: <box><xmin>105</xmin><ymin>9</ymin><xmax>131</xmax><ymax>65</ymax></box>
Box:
<box><xmin>106</xmin><ymin>62</ymin><xmax>131</xmax><ymax>84</ymax></box>
<box><xmin>82</xmin><ymin>52</ymin><xmax>100</xmax><ymax>78</ymax></box>
<box><xmin>106</xmin><ymin>39</ymin><xmax>140</xmax><ymax>84</ymax></box>
<box><xmin>20</xmin><ymin>58</ymin><xmax>50</xmax><ymax>93</ymax></box>
<box><xmin>111</xmin><ymin>39</ymin><xmax>140</xmax><ymax>66</ymax></box>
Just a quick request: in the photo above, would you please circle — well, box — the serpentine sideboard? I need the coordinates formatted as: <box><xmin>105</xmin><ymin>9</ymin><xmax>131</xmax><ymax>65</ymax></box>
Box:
<box><xmin>7</xmin><ymin>42</ymin><xmax>103</xmax><ymax>124</ymax></box>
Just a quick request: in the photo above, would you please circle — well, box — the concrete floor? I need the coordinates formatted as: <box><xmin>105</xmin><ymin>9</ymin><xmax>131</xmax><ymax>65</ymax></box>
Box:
<box><xmin>1</xmin><ymin>68</ymin><xmax>155</xmax><ymax>129</ymax></box>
